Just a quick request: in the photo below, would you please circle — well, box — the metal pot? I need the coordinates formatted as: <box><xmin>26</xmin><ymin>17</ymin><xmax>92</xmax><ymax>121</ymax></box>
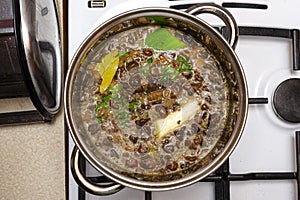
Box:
<box><xmin>66</xmin><ymin>3</ymin><xmax>248</xmax><ymax>195</ymax></box>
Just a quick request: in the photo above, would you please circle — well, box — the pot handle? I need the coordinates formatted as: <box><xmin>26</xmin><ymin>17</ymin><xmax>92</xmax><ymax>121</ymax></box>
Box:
<box><xmin>70</xmin><ymin>146</ymin><xmax>124</xmax><ymax>195</ymax></box>
<box><xmin>186</xmin><ymin>3</ymin><xmax>238</xmax><ymax>49</ymax></box>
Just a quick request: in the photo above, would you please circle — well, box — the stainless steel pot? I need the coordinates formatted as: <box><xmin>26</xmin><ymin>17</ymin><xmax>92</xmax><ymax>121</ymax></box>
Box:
<box><xmin>66</xmin><ymin>3</ymin><xmax>248</xmax><ymax>195</ymax></box>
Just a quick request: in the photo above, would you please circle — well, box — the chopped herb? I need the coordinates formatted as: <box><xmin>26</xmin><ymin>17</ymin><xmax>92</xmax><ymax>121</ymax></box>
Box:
<box><xmin>140</xmin><ymin>56</ymin><xmax>154</xmax><ymax>77</ymax></box>
<box><xmin>161</xmin><ymin>76</ymin><xmax>169</xmax><ymax>83</ymax></box>
<box><xmin>102</xmin><ymin>95</ymin><xmax>111</xmax><ymax>102</ymax></box>
<box><xmin>141</xmin><ymin>65</ymin><xmax>150</xmax><ymax>77</ymax></box>
<box><xmin>116</xmin><ymin>111</ymin><xmax>130</xmax><ymax>129</ymax></box>
<box><xmin>96</xmin><ymin>118</ymin><xmax>104</xmax><ymax>124</ymax></box>
<box><xmin>97</xmin><ymin>101</ymin><xmax>107</xmax><ymax>109</ymax></box>
<box><xmin>177</xmin><ymin>55</ymin><xmax>192</xmax><ymax>73</ymax></box>
<box><xmin>107</xmin><ymin>83</ymin><xmax>122</xmax><ymax>98</ymax></box>
<box><xmin>118</xmin><ymin>111</ymin><xmax>130</xmax><ymax>120</ymax></box>
<box><xmin>95</xmin><ymin>99</ymin><xmax>109</xmax><ymax>124</ymax></box>
<box><xmin>161</xmin><ymin>64</ymin><xmax>180</xmax><ymax>82</ymax></box>
<box><xmin>95</xmin><ymin>92</ymin><xmax>114</xmax><ymax>124</ymax></box>
<box><xmin>147</xmin><ymin>57</ymin><xmax>154</xmax><ymax>65</ymax></box>
<box><xmin>128</xmin><ymin>100</ymin><xmax>141</xmax><ymax>111</ymax></box>
<box><xmin>95</xmin><ymin>95</ymin><xmax>110</xmax><ymax>111</ymax></box>
<box><xmin>119</xmin><ymin>51</ymin><xmax>130</xmax><ymax>57</ymax></box>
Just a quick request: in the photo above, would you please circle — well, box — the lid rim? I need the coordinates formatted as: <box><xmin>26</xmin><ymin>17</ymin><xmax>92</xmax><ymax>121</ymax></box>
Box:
<box><xmin>13</xmin><ymin>0</ymin><xmax>62</xmax><ymax>120</ymax></box>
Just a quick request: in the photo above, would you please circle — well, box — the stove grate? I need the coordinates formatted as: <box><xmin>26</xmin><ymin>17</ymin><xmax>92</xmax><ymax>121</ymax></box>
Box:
<box><xmin>75</xmin><ymin>26</ymin><xmax>300</xmax><ymax>199</ymax></box>
<box><xmin>77</xmin><ymin>131</ymin><xmax>300</xmax><ymax>200</ymax></box>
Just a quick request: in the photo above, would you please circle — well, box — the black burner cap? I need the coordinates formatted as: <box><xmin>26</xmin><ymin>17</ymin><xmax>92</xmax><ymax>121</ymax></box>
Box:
<box><xmin>273</xmin><ymin>78</ymin><xmax>300</xmax><ymax>123</ymax></box>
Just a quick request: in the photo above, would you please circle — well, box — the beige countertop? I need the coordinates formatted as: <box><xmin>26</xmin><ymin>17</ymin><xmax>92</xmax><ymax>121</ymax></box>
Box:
<box><xmin>0</xmin><ymin>109</ymin><xmax>65</xmax><ymax>200</ymax></box>
<box><xmin>0</xmin><ymin>1</ymin><xmax>67</xmax><ymax>199</ymax></box>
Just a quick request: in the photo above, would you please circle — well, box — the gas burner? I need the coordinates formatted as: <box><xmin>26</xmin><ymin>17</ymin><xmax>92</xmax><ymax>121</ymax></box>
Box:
<box><xmin>68</xmin><ymin>1</ymin><xmax>300</xmax><ymax>199</ymax></box>
<box><xmin>273</xmin><ymin>78</ymin><xmax>300</xmax><ymax>123</ymax></box>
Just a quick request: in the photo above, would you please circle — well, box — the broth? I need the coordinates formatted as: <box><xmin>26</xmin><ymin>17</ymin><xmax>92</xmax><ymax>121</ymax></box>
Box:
<box><xmin>74</xmin><ymin>25</ymin><xmax>229</xmax><ymax>181</ymax></box>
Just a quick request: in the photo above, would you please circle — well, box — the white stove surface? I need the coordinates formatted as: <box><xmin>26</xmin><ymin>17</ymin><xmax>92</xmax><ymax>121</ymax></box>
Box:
<box><xmin>68</xmin><ymin>0</ymin><xmax>300</xmax><ymax>199</ymax></box>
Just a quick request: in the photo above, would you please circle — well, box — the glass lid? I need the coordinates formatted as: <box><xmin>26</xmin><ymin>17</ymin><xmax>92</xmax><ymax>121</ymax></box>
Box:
<box><xmin>14</xmin><ymin>0</ymin><xmax>62</xmax><ymax>120</ymax></box>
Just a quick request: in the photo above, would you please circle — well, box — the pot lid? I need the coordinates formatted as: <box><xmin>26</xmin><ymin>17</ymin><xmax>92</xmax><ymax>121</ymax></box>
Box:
<box><xmin>14</xmin><ymin>0</ymin><xmax>62</xmax><ymax>120</ymax></box>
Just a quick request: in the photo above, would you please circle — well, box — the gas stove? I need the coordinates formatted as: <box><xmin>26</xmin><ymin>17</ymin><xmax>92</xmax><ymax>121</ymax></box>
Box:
<box><xmin>68</xmin><ymin>1</ymin><xmax>300</xmax><ymax>199</ymax></box>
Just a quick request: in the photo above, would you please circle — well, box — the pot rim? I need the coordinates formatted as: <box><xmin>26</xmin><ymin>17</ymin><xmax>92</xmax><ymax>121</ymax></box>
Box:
<box><xmin>65</xmin><ymin>6</ymin><xmax>248</xmax><ymax>191</ymax></box>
